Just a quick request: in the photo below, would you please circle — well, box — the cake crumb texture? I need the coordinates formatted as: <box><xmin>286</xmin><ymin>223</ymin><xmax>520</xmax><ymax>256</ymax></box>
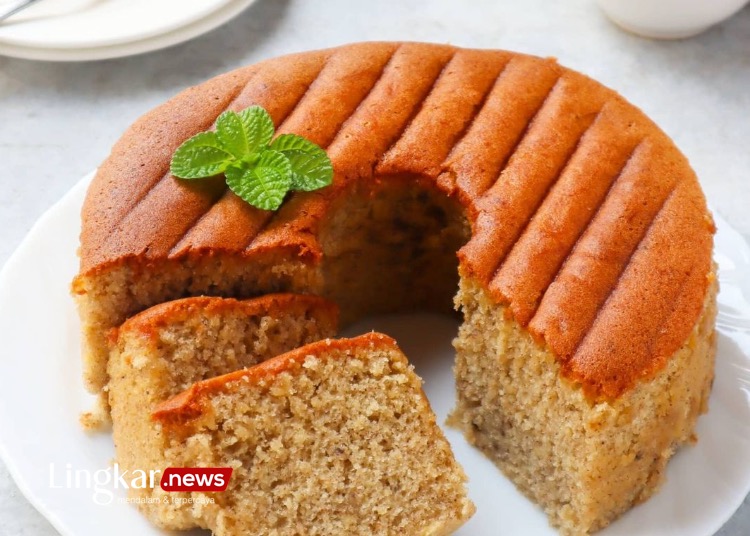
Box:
<box><xmin>107</xmin><ymin>293</ymin><xmax>338</xmax><ymax>529</ymax></box>
<box><xmin>451</xmin><ymin>273</ymin><xmax>717</xmax><ymax>535</ymax></box>
<box><xmin>141</xmin><ymin>333</ymin><xmax>475</xmax><ymax>535</ymax></box>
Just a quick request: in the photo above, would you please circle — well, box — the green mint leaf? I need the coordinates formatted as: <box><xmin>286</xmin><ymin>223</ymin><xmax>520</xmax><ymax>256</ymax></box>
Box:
<box><xmin>270</xmin><ymin>134</ymin><xmax>334</xmax><ymax>191</ymax></box>
<box><xmin>170</xmin><ymin>132</ymin><xmax>233</xmax><ymax>179</ymax></box>
<box><xmin>225</xmin><ymin>150</ymin><xmax>292</xmax><ymax>210</ymax></box>
<box><xmin>238</xmin><ymin>106</ymin><xmax>275</xmax><ymax>154</ymax></box>
<box><xmin>170</xmin><ymin>105</ymin><xmax>333</xmax><ymax>211</ymax></box>
<box><xmin>215</xmin><ymin>111</ymin><xmax>249</xmax><ymax>159</ymax></box>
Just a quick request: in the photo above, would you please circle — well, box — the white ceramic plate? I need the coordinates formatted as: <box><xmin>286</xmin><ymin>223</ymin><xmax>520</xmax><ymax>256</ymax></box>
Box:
<box><xmin>0</xmin><ymin>0</ymin><xmax>236</xmax><ymax>48</ymax></box>
<box><xmin>0</xmin><ymin>171</ymin><xmax>749</xmax><ymax>536</ymax></box>
<box><xmin>0</xmin><ymin>0</ymin><xmax>256</xmax><ymax>61</ymax></box>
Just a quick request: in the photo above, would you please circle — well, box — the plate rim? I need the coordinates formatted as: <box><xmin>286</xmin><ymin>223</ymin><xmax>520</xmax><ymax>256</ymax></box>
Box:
<box><xmin>0</xmin><ymin>0</ymin><xmax>238</xmax><ymax>49</ymax></box>
<box><xmin>0</xmin><ymin>0</ymin><xmax>257</xmax><ymax>62</ymax></box>
<box><xmin>0</xmin><ymin>172</ymin><xmax>93</xmax><ymax>536</ymax></box>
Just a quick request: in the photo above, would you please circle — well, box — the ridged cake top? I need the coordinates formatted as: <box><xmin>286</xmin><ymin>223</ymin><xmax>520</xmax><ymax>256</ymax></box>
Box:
<box><xmin>79</xmin><ymin>42</ymin><xmax>714</xmax><ymax>400</ymax></box>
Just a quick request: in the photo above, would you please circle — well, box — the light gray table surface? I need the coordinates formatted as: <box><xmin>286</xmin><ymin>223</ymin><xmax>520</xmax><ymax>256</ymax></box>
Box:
<box><xmin>0</xmin><ymin>1</ymin><xmax>748</xmax><ymax>534</ymax></box>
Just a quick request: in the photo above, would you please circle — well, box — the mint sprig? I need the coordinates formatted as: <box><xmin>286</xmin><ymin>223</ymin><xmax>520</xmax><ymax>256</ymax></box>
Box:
<box><xmin>170</xmin><ymin>106</ymin><xmax>333</xmax><ymax>211</ymax></box>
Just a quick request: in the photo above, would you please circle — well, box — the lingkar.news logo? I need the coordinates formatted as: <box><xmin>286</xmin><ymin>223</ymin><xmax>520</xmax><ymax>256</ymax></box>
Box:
<box><xmin>49</xmin><ymin>463</ymin><xmax>232</xmax><ymax>505</ymax></box>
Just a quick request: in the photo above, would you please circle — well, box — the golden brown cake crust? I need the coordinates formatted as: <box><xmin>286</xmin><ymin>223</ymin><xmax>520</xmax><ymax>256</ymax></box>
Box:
<box><xmin>78</xmin><ymin>42</ymin><xmax>714</xmax><ymax>400</ymax></box>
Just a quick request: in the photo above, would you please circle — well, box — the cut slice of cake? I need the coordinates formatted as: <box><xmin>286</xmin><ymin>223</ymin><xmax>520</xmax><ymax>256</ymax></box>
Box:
<box><xmin>107</xmin><ymin>293</ymin><xmax>338</xmax><ymax>528</ymax></box>
<box><xmin>150</xmin><ymin>333</ymin><xmax>475</xmax><ymax>535</ymax></box>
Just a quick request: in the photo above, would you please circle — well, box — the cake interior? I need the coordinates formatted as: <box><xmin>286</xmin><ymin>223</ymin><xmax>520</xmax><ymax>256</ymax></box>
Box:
<box><xmin>107</xmin><ymin>296</ymin><xmax>337</xmax><ymax>529</ymax></box>
<box><xmin>451</xmin><ymin>275</ymin><xmax>717</xmax><ymax>534</ymax></box>
<box><xmin>155</xmin><ymin>337</ymin><xmax>474</xmax><ymax>536</ymax></box>
<box><xmin>319</xmin><ymin>176</ymin><xmax>469</xmax><ymax>321</ymax></box>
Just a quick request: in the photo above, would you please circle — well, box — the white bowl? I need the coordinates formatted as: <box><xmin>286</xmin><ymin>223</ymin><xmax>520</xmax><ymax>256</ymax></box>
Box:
<box><xmin>597</xmin><ymin>0</ymin><xmax>750</xmax><ymax>39</ymax></box>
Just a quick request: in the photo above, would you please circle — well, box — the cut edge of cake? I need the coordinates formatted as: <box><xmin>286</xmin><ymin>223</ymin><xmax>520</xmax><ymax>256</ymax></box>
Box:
<box><xmin>150</xmin><ymin>332</ymin><xmax>475</xmax><ymax>536</ymax></box>
<box><xmin>450</xmin><ymin>268</ymin><xmax>718</xmax><ymax>535</ymax></box>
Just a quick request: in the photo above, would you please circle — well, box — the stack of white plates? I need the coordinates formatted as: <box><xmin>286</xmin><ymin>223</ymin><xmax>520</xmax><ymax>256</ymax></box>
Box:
<box><xmin>0</xmin><ymin>0</ymin><xmax>257</xmax><ymax>61</ymax></box>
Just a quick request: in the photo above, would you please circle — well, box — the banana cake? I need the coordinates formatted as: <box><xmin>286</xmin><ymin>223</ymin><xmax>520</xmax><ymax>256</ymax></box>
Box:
<box><xmin>73</xmin><ymin>42</ymin><xmax>717</xmax><ymax>534</ymax></box>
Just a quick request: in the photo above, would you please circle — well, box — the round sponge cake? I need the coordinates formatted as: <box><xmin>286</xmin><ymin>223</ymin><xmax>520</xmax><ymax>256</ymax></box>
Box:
<box><xmin>72</xmin><ymin>42</ymin><xmax>717</xmax><ymax>534</ymax></box>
